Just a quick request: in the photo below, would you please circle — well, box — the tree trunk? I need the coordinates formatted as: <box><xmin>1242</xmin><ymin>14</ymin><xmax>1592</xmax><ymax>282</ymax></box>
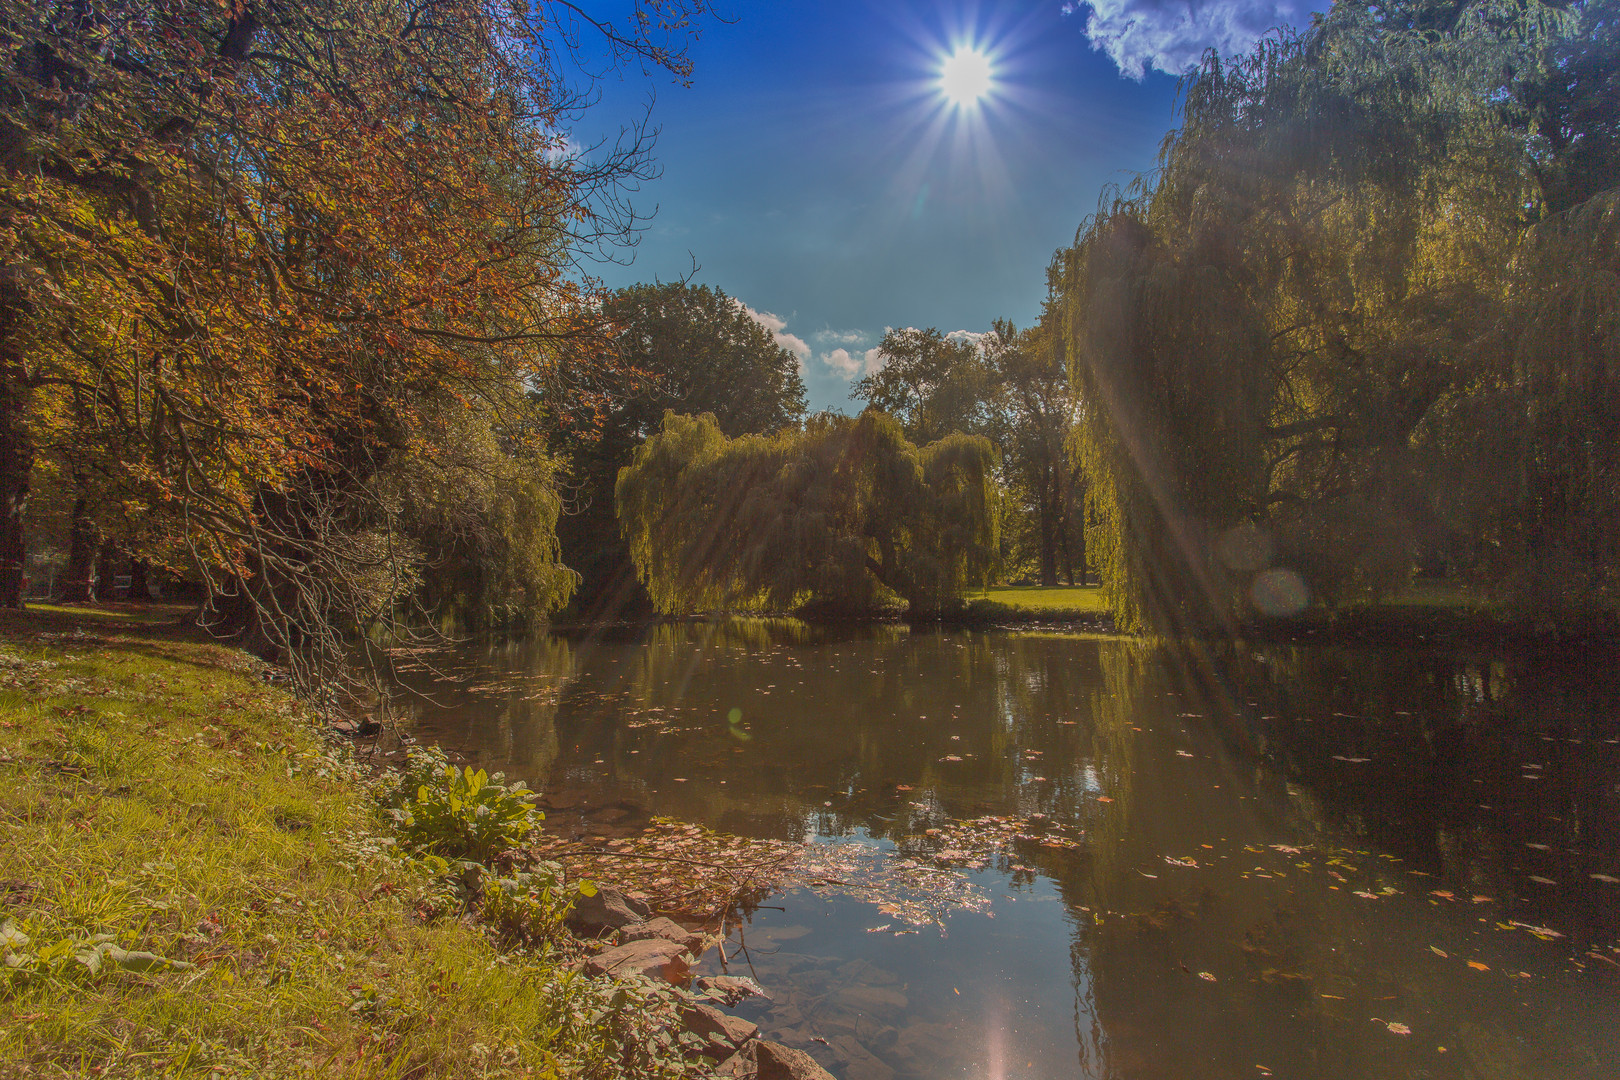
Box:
<box><xmin>129</xmin><ymin>557</ymin><xmax>150</xmax><ymax>600</ymax></box>
<box><xmin>1074</xmin><ymin>497</ymin><xmax>1087</xmax><ymax>586</ymax></box>
<box><xmin>1038</xmin><ymin>471</ymin><xmax>1058</xmax><ymax>587</ymax></box>
<box><xmin>0</xmin><ymin>294</ymin><xmax>32</xmax><ymax>609</ymax></box>
<box><xmin>0</xmin><ymin>384</ymin><xmax>29</xmax><ymax>609</ymax></box>
<box><xmin>94</xmin><ymin>538</ymin><xmax>118</xmax><ymax>600</ymax></box>
<box><xmin>62</xmin><ymin>496</ymin><xmax>98</xmax><ymax>603</ymax></box>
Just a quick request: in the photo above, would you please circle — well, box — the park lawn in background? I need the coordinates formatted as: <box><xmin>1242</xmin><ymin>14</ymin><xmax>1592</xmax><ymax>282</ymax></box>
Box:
<box><xmin>0</xmin><ymin>620</ymin><xmax>641</xmax><ymax>1080</ymax></box>
<box><xmin>965</xmin><ymin>585</ymin><xmax>1109</xmax><ymax>616</ymax></box>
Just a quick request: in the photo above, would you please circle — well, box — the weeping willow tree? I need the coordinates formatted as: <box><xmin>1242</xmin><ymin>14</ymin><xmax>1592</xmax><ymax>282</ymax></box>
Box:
<box><xmin>1428</xmin><ymin>190</ymin><xmax>1620</xmax><ymax>612</ymax></box>
<box><xmin>1054</xmin><ymin>0</ymin><xmax>1618</xmax><ymax>632</ymax></box>
<box><xmin>615</xmin><ymin>410</ymin><xmax>999</xmax><ymax>615</ymax></box>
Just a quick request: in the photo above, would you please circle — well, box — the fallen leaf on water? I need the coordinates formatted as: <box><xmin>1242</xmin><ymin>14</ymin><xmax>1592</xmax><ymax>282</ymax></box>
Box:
<box><xmin>1527</xmin><ymin>875</ymin><xmax>1557</xmax><ymax>885</ymax></box>
<box><xmin>1332</xmin><ymin>755</ymin><xmax>1371</xmax><ymax>763</ymax></box>
<box><xmin>1176</xmin><ymin>750</ymin><xmax>1194</xmax><ymax>758</ymax></box>
<box><xmin>1271</xmin><ymin>844</ymin><xmax>1301</xmax><ymax>854</ymax></box>
<box><xmin>1525</xmin><ymin>843</ymin><xmax>1550</xmax><ymax>851</ymax></box>
<box><xmin>1590</xmin><ymin>874</ymin><xmax>1619</xmax><ymax>884</ymax></box>
<box><xmin>1353</xmin><ymin>891</ymin><xmax>1380</xmax><ymax>900</ymax></box>
<box><xmin>1096</xmin><ymin>796</ymin><xmax>1114</xmax><ymax>803</ymax></box>
<box><xmin>1429</xmin><ymin>890</ymin><xmax>1456</xmax><ymax>900</ymax></box>
<box><xmin>1164</xmin><ymin>856</ymin><xmax>1199</xmax><ymax>868</ymax></box>
<box><xmin>1471</xmin><ymin>895</ymin><xmax>1492</xmax><ymax>903</ymax></box>
<box><xmin>867</xmin><ymin>924</ymin><xmax>892</xmax><ymax>933</ymax></box>
<box><xmin>1429</xmin><ymin>946</ymin><xmax>1449</xmax><ymax>958</ymax></box>
<box><xmin>1319</xmin><ymin>994</ymin><xmax>1345</xmax><ymax>1000</ymax></box>
<box><xmin>1197</xmin><ymin>971</ymin><xmax>1216</xmax><ymax>981</ymax></box>
<box><xmin>1467</xmin><ymin>961</ymin><xmax>1490</xmax><ymax>971</ymax></box>
<box><xmin>1383</xmin><ymin>1021</ymin><xmax>1412</xmax><ymax>1036</ymax></box>
<box><xmin>1507</xmin><ymin>920</ymin><xmax>1564</xmax><ymax>940</ymax></box>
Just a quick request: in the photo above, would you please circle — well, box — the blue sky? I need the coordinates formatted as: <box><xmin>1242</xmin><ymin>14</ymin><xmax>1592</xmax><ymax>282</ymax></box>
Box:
<box><xmin>577</xmin><ymin>0</ymin><xmax>1317</xmax><ymax>411</ymax></box>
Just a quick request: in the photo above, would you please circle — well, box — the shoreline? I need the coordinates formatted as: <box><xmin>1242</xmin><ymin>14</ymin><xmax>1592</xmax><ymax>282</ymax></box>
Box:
<box><xmin>0</xmin><ymin>612</ymin><xmax>825</xmax><ymax>1080</ymax></box>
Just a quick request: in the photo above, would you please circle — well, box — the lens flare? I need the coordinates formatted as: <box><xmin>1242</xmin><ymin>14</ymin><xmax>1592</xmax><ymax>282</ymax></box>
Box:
<box><xmin>939</xmin><ymin>47</ymin><xmax>993</xmax><ymax>107</ymax></box>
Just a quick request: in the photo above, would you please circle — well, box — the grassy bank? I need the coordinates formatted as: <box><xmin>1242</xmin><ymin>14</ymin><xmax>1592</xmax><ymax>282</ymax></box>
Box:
<box><xmin>0</xmin><ymin>608</ymin><xmax>685</xmax><ymax>1080</ymax></box>
<box><xmin>956</xmin><ymin>585</ymin><xmax>1112</xmax><ymax>627</ymax></box>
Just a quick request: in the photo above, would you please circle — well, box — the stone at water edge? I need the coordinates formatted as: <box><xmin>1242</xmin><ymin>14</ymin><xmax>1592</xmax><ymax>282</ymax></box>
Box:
<box><xmin>680</xmin><ymin>1001</ymin><xmax>759</xmax><ymax>1058</ymax></box>
<box><xmin>567</xmin><ymin>885</ymin><xmax>651</xmax><ymax>934</ymax></box>
<box><xmin>826</xmin><ymin>1035</ymin><xmax>895</xmax><ymax>1080</ymax></box>
<box><xmin>622</xmin><ymin>916</ymin><xmax>708</xmax><ymax>954</ymax></box>
<box><xmin>696</xmin><ymin>974</ymin><xmax>771</xmax><ymax>1006</ymax></box>
<box><xmin>756</xmin><ymin>1040</ymin><xmax>840</xmax><ymax>1080</ymax></box>
<box><xmin>713</xmin><ymin>1042</ymin><xmax>756</xmax><ymax>1079</ymax></box>
<box><xmin>581</xmin><ymin>938</ymin><xmax>690</xmax><ymax>983</ymax></box>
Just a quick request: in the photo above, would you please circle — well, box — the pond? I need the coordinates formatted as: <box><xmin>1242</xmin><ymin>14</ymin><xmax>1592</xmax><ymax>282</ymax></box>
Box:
<box><xmin>393</xmin><ymin>622</ymin><xmax>1620</xmax><ymax>1080</ymax></box>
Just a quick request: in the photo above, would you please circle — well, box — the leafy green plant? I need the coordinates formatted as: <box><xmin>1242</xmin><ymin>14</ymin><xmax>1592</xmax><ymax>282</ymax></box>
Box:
<box><xmin>480</xmin><ymin>863</ymin><xmax>595</xmax><ymax>946</ymax></box>
<box><xmin>1</xmin><ymin>920</ymin><xmax>193</xmax><ymax>990</ymax></box>
<box><xmin>386</xmin><ymin>747</ymin><xmax>541</xmax><ymax>862</ymax></box>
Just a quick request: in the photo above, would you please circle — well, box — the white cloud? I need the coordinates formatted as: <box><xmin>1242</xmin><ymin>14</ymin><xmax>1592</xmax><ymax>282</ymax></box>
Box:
<box><xmin>823</xmin><ymin>348</ymin><xmax>862</xmax><ymax>377</ymax></box>
<box><xmin>821</xmin><ymin>346</ymin><xmax>887</xmax><ymax>380</ymax></box>
<box><xmin>1062</xmin><ymin>0</ymin><xmax>1309</xmax><ymax>79</ymax></box>
<box><xmin>813</xmin><ymin>328</ymin><xmax>868</xmax><ymax>346</ymax></box>
<box><xmin>734</xmin><ymin>300</ymin><xmax>811</xmax><ymax>368</ymax></box>
<box><xmin>945</xmin><ymin>329</ymin><xmax>988</xmax><ymax>350</ymax></box>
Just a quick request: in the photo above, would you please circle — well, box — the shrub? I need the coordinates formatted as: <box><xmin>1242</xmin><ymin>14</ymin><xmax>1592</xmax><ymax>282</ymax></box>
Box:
<box><xmin>480</xmin><ymin>863</ymin><xmax>595</xmax><ymax>946</ymax></box>
<box><xmin>386</xmin><ymin>747</ymin><xmax>540</xmax><ymax>862</ymax></box>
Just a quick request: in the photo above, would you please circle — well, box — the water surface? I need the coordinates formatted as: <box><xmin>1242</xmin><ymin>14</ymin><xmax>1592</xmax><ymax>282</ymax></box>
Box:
<box><xmin>396</xmin><ymin>622</ymin><xmax>1620</xmax><ymax>1080</ymax></box>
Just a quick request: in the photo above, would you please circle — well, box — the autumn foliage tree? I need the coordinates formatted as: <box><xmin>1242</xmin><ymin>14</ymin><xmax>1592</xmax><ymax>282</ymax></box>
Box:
<box><xmin>0</xmin><ymin>0</ymin><xmax>710</xmax><ymax>683</ymax></box>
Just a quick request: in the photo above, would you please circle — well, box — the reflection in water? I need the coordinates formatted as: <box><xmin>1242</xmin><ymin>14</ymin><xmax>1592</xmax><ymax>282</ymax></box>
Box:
<box><xmin>396</xmin><ymin>622</ymin><xmax>1620</xmax><ymax>1080</ymax></box>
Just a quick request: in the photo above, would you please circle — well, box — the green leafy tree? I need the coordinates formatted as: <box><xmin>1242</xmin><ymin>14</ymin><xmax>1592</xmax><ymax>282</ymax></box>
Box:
<box><xmin>853</xmin><ymin>327</ymin><xmax>999</xmax><ymax>445</ymax></box>
<box><xmin>616</xmin><ymin>411</ymin><xmax>998</xmax><ymax>615</ymax></box>
<box><xmin>553</xmin><ymin>283</ymin><xmax>807</xmax><ymax>615</ymax></box>
<box><xmin>983</xmin><ymin>317</ymin><xmax>1085</xmax><ymax>587</ymax></box>
<box><xmin>1053</xmin><ymin>0</ymin><xmax>1615</xmax><ymax>632</ymax></box>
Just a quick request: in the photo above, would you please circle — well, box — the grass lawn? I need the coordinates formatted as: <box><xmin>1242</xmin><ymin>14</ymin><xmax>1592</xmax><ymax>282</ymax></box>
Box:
<box><xmin>0</xmin><ymin>615</ymin><xmax>683</xmax><ymax>1079</ymax></box>
<box><xmin>964</xmin><ymin>585</ymin><xmax>1110</xmax><ymax>615</ymax></box>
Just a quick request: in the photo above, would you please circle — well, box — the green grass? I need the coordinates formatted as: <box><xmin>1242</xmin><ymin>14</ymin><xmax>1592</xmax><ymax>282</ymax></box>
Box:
<box><xmin>963</xmin><ymin>585</ymin><xmax>1109</xmax><ymax>616</ymax></box>
<box><xmin>0</xmin><ymin>620</ymin><xmax>688</xmax><ymax>1080</ymax></box>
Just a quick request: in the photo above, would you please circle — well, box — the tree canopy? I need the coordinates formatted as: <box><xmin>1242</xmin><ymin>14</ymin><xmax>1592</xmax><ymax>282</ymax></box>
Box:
<box><xmin>1052</xmin><ymin>0</ymin><xmax>1620</xmax><ymax>633</ymax></box>
<box><xmin>0</xmin><ymin>0</ymin><xmax>710</xmax><ymax>684</ymax></box>
<box><xmin>616</xmin><ymin>411</ymin><xmax>999</xmax><ymax>615</ymax></box>
<box><xmin>552</xmin><ymin>282</ymin><xmax>807</xmax><ymax>615</ymax></box>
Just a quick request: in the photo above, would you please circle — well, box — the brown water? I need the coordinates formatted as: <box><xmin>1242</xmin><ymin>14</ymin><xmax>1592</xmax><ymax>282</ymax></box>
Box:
<box><xmin>395</xmin><ymin>621</ymin><xmax>1620</xmax><ymax>1080</ymax></box>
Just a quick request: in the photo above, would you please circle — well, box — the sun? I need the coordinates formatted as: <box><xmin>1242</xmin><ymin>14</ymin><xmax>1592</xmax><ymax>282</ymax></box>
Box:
<box><xmin>939</xmin><ymin>47</ymin><xmax>993</xmax><ymax>108</ymax></box>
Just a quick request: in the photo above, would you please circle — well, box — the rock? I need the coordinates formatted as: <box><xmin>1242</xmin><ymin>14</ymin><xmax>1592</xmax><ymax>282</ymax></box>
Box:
<box><xmin>331</xmin><ymin>714</ymin><xmax>381</xmax><ymax>737</ymax></box>
<box><xmin>680</xmin><ymin>1001</ymin><xmax>759</xmax><ymax>1058</ymax></box>
<box><xmin>695</xmin><ymin>974</ymin><xmax>771</xmax><ymax>1006</ymax></box>
<box><xmin>855</xmin><ymin>1017</ymin><xmax>899</xmax><ymax>1052</ymax></box>
<box><xmin>582</xmin><ymin>938</ymin><xmax>689</xmax><ymax>984</ymax></box>
<box><xmin>835</xmin><ymin>985</ymin><xmax>908</xmax><ymax>1013</ymax></box>
<box><xmin>621</xmin><ymin>916</ymin><xmax>707</xmax><ymax>954</ymax></box>
<box><xmin>714</xmin><ymin>1042</ymin><xmax>757</xmax><ymax>1078</ymax></box>
<box><xmin>828</xmin><ymin>1035</ymin><xmax>894</xmax><ymax>1080</ymax></box>
<box><xmin>566</xmin><ymin>886</ymin><xmax>651</xmax><ymax>934</ymax></box>
<box><xmin>756</xmin><ymin>1040</ymin><xmax>839</xmax><ymax>1080</ymax></box>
